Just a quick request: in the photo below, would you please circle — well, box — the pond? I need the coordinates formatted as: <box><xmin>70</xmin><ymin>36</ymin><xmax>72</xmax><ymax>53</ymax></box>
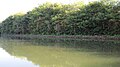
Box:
<box><xmin>0</xmin><ymin>38</ymin><xmax>120</xmax><ymax>67</ymax></box>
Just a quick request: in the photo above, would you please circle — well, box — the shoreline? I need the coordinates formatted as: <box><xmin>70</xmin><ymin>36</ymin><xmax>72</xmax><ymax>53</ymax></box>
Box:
<box><xmin>1</xmin><ymin>34</ymin><xmax>120</xmax><ymax>41</ymax></box>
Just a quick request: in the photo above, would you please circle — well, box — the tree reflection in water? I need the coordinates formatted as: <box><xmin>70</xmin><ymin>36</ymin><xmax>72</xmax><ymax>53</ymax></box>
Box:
<box><xmin>0</xmin><ymin>48</ymin><xmax>39</xmax><ymax>67</ymax></box>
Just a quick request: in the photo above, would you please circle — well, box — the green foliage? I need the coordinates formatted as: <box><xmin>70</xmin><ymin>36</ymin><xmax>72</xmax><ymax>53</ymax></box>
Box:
<box><xmin>1</xmin><ymin>1</ymin><xmax>120</xmax><ymax>35</ymax></box>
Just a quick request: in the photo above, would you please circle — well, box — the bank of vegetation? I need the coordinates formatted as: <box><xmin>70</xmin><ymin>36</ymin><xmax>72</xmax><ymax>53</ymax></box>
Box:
<box><xmin>0</xmin><ymin>0</ymin><xmax>120</xmax><ymax>36</ymax></box>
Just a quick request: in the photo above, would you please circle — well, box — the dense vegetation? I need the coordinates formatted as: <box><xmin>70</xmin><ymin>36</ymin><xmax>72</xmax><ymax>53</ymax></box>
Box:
<box><xmin>0</xmin><ymin>0</ymin><xmax>120</xmax><ymax>35</ymax></box>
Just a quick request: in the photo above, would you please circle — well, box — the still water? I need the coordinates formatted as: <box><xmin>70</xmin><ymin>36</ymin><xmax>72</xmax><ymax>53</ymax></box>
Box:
<box><xmin>0</xmin><ymin>38</ymin><xmax>120</xmax><ymax>67</ymax></box>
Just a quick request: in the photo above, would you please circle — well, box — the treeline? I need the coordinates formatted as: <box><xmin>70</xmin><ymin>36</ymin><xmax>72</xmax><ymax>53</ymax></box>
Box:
<box><xmin>0</xmin><ymin>0</ymin><xmax>120</xmax><ymax>35</ymax></box>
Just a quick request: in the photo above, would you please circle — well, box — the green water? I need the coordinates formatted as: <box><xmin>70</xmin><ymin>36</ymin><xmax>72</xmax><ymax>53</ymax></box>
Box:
<box><xmin>0</xmin><ymin>38</ymin><xmax>120</xmax><ymax>67</ymax></box>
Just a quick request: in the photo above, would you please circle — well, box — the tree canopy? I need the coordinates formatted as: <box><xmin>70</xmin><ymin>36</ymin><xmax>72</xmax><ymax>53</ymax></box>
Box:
<box><xmin>0</xmin><ymin>0</ymin><xmax>120</xmax><ymax>35</ymax></box>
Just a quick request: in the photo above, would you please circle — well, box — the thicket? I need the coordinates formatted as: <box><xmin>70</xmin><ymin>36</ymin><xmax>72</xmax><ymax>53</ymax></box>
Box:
<box><xmin>0</xmin><ymin>0</ymin><xmax>120</xmax><ymax>35</ymax></box>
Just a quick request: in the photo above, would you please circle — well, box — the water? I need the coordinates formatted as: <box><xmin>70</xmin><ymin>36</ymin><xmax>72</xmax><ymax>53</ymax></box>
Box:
<box><xmin>0</xmin><ymin>38</ymin><xmax>120</xmax><ymax>67</ymax></box>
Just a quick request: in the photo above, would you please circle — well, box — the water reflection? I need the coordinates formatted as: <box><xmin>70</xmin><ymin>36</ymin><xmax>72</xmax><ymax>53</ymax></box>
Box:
<box><xmin>0</xmin><ymin>38</ymin><xmax>120</xmax><ymax>67</ymax></box>
<box><xmin>0</xmin><ymin>47</ymin><xmax>39</xmax><ymax>67</ymax></box>
<box><xmin>31</xmin><ymin>38</ymin><xmax>120</xmax><ymax>52</ymax></box>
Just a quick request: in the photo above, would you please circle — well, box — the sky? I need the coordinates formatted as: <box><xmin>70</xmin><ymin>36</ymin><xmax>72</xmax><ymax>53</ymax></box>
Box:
<box><xmin>0</xmin><ymin>0</ymin><xmax>98</xmax><ymax>22</ymax></box>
